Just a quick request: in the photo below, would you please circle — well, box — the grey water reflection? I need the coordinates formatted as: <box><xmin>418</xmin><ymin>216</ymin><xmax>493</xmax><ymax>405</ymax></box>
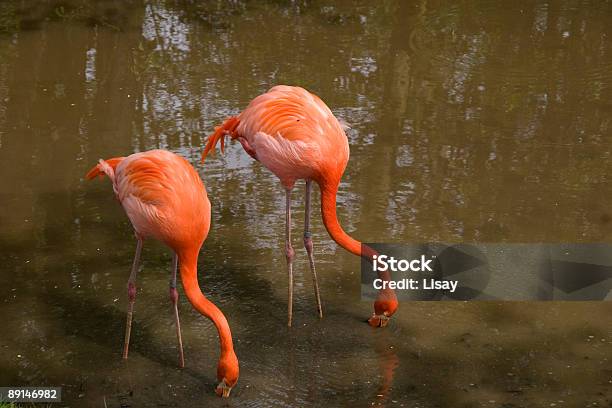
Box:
<box><xmin>0</xmin><ymin>1</ymin><xmax>611</xmax><ymax>406</ymax></box>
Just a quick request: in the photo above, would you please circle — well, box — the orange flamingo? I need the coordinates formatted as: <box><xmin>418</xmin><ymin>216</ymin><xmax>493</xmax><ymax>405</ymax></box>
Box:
<box><xmin>86</xmin><ymin>149</ymin><xmax>239</xmax><ymax>397</ymax></box>
<box><xmin>203</xmin><ymin>85</ymin><xmax>398</xmax><ymax>327</ymax></box>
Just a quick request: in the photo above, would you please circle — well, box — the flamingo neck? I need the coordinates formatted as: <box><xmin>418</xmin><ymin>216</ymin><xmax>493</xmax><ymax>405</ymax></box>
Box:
<box><xmin>177</xmin><ymin>248</ymin><xmax>234</xmax><ymax>357</ymax></box>
<box><xmin>319</xmin><ymin>180</ymin><xmax>363</xmax><ymax>257</ymax></box>
<box><xmin>318</xmin><ymin>178</ymin><xmax>398</xmax><ymax>319</ymax></box>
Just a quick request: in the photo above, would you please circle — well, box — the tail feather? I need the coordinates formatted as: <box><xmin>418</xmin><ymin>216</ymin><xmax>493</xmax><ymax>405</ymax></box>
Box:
<box><xmin>85</xmin><ymin>157</ymin><xmax>125</xmax><ymax>181</ymax></box>
<box><xmin>202</xmin><ymin>116</ymin><xmax>241</xmax><ymax>162</ymax></box>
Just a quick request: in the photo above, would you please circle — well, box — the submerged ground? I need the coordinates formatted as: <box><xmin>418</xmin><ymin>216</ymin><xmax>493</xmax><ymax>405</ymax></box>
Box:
<box><xmin>0</xmin><ymin>1</ymin><xmax>611</xmax><ymax>407</ymax></box>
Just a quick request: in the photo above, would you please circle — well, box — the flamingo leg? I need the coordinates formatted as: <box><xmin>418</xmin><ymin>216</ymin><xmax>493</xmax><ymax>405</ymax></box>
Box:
<box><xmin>285</xmin><ymin>188</ymin><xmax>295</xmax><ymax>327</ymax></box>
<box><xmin>304</xmin><ymin>180</ymin><xmax>323</xmax><ymax>318</ymax></box>
<box><xmin>123</xmin><ymin>238</ymin><xmax>142</xmax><ymax>360</ymax></box>
<box><xmin>169</xmin><ymin>253</ymin><xmax>185</xmax><ymax>368</ymax></box>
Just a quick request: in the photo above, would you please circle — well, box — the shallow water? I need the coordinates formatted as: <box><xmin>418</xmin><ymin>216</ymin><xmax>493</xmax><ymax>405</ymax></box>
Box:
<box><xmin>0</xmin><ymin>1</ymin><xmax>611</xmax><ymax>407</ymax></box>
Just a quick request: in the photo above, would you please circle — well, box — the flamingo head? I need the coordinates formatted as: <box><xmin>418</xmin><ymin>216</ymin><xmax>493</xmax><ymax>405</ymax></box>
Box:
<box><xmin>215</xmin><ymin>350</ymin><xmax>239</xmax><ymax>398</ymax></box>
<box><xmin>368</xmin><ymin>312</ymin><xmax>391</xmax><ymax>328</ymax></box>
<box><xmin>367</xmin><ymin>295</ymin><xmax>398</xmax><ymax>328</ymax></box>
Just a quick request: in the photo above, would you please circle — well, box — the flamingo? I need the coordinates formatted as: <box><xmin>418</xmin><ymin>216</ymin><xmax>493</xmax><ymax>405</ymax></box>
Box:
<box><xmin>202</xmin><ymin>85</ymin><xmax>398</xmax><ymax>327</ymax></box>
<box><xmin>86</xmin><ymin>149</ymin><xmax>239</xmax><ymax>397</ymax></box>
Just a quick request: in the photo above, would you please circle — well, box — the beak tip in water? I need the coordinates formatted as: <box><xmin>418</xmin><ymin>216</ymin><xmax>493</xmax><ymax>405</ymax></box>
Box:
<box><xmin>216</xmin><ymin>381</ymin><xmax>232</xmax><ymax>398</ymax></box>
<box><xmin>367</xmin><ymin>314</ymin><xmax>391</xmax><ymax>328</ymax></box>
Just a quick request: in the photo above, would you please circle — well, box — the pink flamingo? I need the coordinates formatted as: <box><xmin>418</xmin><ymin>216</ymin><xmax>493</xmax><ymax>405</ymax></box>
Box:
<box><xmin>202</xmin><ymin>85</ymin><xmax>398</xmax><ymax>327</ymax></box>
<box><xmin>86</xmin><ymin>149</ymin><xmax>239</xmax><ymax>397</ymax></box>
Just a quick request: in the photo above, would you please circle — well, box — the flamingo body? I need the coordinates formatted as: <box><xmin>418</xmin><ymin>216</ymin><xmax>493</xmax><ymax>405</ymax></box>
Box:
<box><xmin>99</xmin><ymin>150</ymin><xmax>210</xmax><ymax>247</ymax></box>
<box><xmin>86</xmin><ymin>149</ymin><xmax>239</xmax><ymax>397</ymax></box>
<box><xmin>237</xmin><ymin>85</ymin><xmax>349</xmax><ymax>188</ymax></box>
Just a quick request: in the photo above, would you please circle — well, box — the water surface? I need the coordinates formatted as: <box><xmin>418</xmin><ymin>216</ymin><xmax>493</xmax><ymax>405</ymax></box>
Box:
<box><xmin>0</xmin><ymin>1</ymin><xmax>611</xmax><ymax>407</ymax></box>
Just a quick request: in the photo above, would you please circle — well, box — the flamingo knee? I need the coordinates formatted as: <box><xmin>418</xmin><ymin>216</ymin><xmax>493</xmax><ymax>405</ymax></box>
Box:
<box><xmin>127</xmin><ymin>281</ymin><xmax>137</xmax><ymax>302</ymax></box>
<box><xmin>303</xmin><ymin>231</ymin><xmax>313</xmax><ymax>254</ymax></box>
<box><xmin>285</xmin><ymin>243</ymin><xmax>295</xmax><ymax>263</ymax></box>
<box><xmin>169</xmin><ymin>286</ymin><xmax>179</xmax><ymax>304</ymax></box>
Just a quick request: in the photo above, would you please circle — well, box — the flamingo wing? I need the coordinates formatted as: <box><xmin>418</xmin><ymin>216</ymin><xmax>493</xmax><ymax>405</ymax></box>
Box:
<box><xmin>238</xmin><ymin>85</ymin><xmax>345</xmax><ymax>144</ymax></box>
<box><xmin>202</xmin><ymin>86</ymin><xmax>348</xmax><ymax>161</ymax></box>
<box><xmin>94</xmin><ymin>150</ymin><xmax>209</xmax><ymax>245</ymax></box>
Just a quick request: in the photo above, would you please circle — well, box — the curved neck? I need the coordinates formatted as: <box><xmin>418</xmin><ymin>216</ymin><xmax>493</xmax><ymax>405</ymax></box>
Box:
<box><xmin>318</xmin><ymin>179</ymin><xmax>398</xmax><ymax>318</ymax></box>
<box><xmin>178</xmin><ymin>248</ymin><xmax>234</xmax><ymax>357</ymax></box>
<box><xmin>319</xmin><ymin>180</ymin><xmax>376</xmax><ymax>259</ymax></box>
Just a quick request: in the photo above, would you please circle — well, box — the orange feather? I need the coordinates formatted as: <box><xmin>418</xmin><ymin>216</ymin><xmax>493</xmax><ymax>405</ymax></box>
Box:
<box><xmin>85</xmin><ymin>156</ymin><xmax>125</xmax><ymax>180</ymax></box>
<box><xmin>202</xmin><ymin>116</ymin><xmax>240</xmax><ymax>162</ymax></box>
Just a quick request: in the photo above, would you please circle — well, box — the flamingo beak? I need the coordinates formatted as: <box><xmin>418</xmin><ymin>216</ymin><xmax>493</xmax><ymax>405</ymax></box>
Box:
<box><xmin>368</xmin><ymin>313</ymin><xmax>390</xmax><ymax>328</ymax></box>
<box><xmin>215</xmin><ymin>379</ymin><xmax>233</xmax><ymax>398</ymax></box>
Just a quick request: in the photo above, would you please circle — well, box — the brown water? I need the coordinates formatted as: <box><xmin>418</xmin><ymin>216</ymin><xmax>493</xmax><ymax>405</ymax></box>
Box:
<box><xmin>1</xmin><ymin>1</ymin><xmax>611</xmax><ymax>407</ymax></box>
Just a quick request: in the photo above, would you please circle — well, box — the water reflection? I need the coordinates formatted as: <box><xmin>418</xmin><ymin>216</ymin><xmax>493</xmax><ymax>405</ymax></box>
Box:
<box><xmin>0</xmin><ymin>0</ymin><xmax>611</xmax><ymax>406</ymax></box>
